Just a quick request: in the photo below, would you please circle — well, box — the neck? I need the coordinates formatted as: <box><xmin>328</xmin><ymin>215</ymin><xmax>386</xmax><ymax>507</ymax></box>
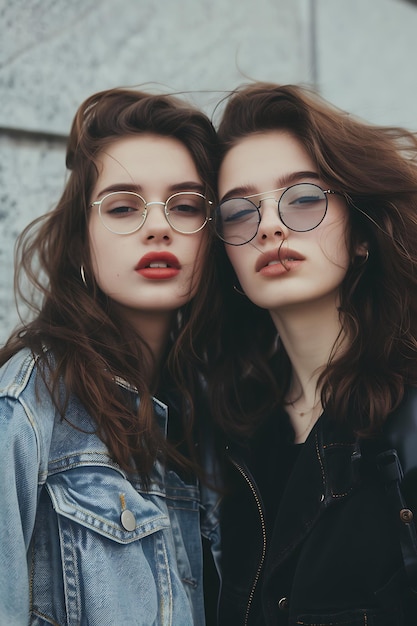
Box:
<box><xmin>270</xmin><ymin>296</ymin><xmax>345</xmax><ymax>442</ymax></box>
<box><xmin>114</xmin><ymin>305</ymin><xmax>175</xmax><ymax>374</ymax></box>
<box><xmin>271</xmin><ymin>296</ymin><xmax>344</xmax><ymax>388</ymax></box>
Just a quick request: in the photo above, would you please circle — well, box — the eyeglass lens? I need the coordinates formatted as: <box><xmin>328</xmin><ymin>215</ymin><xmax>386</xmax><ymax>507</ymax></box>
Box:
<box><xmin>215</xmin><ymin>183</ymin><xmax>328</xmax><ymax>245</ymax></box>
<box><xmin>99</xmin><ymin>191</ymin><xmax>208</xmax><ymax>235</ymax></box>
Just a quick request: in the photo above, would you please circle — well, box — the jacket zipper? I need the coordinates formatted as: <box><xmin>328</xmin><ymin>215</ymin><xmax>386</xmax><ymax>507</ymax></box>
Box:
<box><xmin>229</xmin><ymin>457</ymin><xmax>267</xmax><ymax>626</ymax></box>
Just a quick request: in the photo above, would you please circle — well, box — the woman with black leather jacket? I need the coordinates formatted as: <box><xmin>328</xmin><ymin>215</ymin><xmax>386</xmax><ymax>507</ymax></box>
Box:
<box><xmin>209</xmin><ymin>82</ymin><xmax>417</xmax><ymax>625</ymax></box>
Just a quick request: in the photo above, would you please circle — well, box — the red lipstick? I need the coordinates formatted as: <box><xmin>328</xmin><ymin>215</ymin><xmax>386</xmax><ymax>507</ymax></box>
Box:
<box><xmin>135</xmin><ymin>252</ymin><xmax>181</xmax><ymax>280</ymax></box>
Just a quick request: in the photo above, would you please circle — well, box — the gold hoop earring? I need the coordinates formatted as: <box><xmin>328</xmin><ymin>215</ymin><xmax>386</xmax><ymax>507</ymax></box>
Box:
<box><xmin>80</xmin><ymin>265</ymin><xmax>88</xmax><ymax>288</ymax></box>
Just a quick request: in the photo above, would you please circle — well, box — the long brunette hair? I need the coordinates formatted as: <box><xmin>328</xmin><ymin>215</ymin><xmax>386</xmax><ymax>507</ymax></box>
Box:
<box><xmin>0</xmin><ymin>87</ymin><xmax>219</xmax><ymax>479</ymax></box>
<box><xmin>212</xmin><ymin>82</ymin><xmax>417</xmax><ymax>438</ymax></box>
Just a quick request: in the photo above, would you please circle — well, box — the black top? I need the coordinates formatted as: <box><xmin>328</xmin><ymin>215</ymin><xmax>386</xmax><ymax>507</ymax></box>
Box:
<box><xmin>247</xmin><ymin>412</ymin><xmax>303</xmax><ymax>534</ymax></box>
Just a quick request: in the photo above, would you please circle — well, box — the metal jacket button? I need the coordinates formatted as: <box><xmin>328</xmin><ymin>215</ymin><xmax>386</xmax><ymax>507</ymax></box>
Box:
<box><xmin>278</xmin><ymin>597</ymin><xmax>289</xmax><ymax>611</ymax></box>
<box><xmin>121</xmin><ymin>509</ymin><xmax>136</xmax><ymax>531</ymax></box>
<box><xmin>400</xmin><ymin>508</ymin><xmax>414</xmax><ymax>523</ymax></box>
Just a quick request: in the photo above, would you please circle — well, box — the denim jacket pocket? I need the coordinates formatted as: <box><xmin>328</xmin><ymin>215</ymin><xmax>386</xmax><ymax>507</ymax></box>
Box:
<box><xmin>29</xmin><ymin>466</ymin><xmax>195</xmax><ymax>626</ymax></box>
<box><xmin>46</xmin><ymin>466</ymin><xmax>170</xmax><ymax>541</ymax></box>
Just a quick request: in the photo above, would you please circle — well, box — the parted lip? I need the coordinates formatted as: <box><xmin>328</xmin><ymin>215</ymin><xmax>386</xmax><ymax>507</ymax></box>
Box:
<box><xmin>135</xmin><ymin>252</ymin><xmax>181</xmax><ymax>270</ymax></box>
<box><xmin>255</xmin><ymin>248</ymin><xmax>304</xmax><ymax>272</ymax></box>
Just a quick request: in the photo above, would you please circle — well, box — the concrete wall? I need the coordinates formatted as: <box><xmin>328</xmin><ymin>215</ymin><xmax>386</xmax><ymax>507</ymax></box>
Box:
<box><xmin>1</xmin><ymin>0</ymin><xmax>417</xmax><ymax>342</ymax></box>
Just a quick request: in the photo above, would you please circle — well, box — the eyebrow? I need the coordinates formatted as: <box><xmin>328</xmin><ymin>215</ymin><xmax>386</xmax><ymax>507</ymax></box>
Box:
<box><xmin>220</xmin><ymin>171</ymin><xmax>321</xmax><ymax>202</ymax></box>
<box><xmin>95</xmin><ymin>180</ymin><xmax>205</xmax><ymax>198</ymax></box>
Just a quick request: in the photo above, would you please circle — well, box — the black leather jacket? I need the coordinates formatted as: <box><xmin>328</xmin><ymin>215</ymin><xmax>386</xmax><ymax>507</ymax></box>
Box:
<box><xmin>218</xmin><ymin>390</ymin><xmax>417</xmax><ymax>626</ymax></box>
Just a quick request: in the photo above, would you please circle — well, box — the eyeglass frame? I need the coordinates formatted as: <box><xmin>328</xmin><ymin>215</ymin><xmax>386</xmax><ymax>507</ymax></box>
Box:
<box><xmin>90</xmin><ymin>190</ymin><xmax>213</xmax><ymax>235</ymax></box>
<box><xmin>215</xmin><ymin>182</ymin><xmax>341</xmax><ymax>246</ymax></box>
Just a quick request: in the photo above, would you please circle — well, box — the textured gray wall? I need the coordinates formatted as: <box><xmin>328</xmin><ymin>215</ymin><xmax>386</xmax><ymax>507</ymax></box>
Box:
<box><xmin>1</xmin><ymin>0</ymin><xmax>417</xmax><ymax>342</ymax></box>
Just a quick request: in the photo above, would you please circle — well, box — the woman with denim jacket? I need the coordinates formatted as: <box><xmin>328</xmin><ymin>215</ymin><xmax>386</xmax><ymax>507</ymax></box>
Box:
<box><xmin>210</xmin><ymin>83</ymin><xmax>417</xmax><ymax>625</ymax></box>
<box><xmin>0</xmin><ymin>88</ymin><xmax>221</xmax><ymax>626</ymax></box>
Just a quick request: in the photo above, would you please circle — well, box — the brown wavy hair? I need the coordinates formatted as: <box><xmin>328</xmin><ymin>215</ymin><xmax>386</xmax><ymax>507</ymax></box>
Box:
<box><xmin>0</xmin><ymin>87</ymin><xmax>220</xmax><ymax>481</ymax></box>
<box><xmin>212</xmin><ymin>81</ymin><xmax>417</xmax><ymax>438</ymax></box>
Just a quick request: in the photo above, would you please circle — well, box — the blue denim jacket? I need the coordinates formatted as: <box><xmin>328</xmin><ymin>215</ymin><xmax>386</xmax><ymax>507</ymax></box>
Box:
<box><xmin>0</xmin><ymin>348</ymin><xmax>221</xmax><ymax>626</ymax></box>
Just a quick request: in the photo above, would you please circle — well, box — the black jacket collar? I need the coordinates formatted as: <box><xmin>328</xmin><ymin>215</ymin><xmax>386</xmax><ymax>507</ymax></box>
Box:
<box><xmin>266</xmin><ymin>414</ymin><xmax>361</xmax><ymax>569</ymax></box>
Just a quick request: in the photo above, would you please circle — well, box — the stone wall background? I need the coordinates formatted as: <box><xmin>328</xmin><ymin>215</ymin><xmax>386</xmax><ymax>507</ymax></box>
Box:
<box><xmin>1</xmin><ymin>0</ymin><xmax>417</xmax><ymax>342</ymax></box>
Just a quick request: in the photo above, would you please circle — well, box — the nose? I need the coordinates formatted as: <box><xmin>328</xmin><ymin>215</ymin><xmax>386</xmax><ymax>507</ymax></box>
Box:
<box><xmin>141</xmin><ymin>202</ymin><xmax>171</xmax><ymax>242</ymax></box>
<box><xmin>257</xmin><ymin>199</ymin><xmax>288</xmax><ymax>241</ymax></box>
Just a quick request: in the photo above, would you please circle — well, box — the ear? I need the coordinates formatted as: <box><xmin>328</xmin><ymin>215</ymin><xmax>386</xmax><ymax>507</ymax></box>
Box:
<box><xmin>355</xmin><ymin>241</ymin><xmax>369</xmax><ymax>259</ymax></box>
